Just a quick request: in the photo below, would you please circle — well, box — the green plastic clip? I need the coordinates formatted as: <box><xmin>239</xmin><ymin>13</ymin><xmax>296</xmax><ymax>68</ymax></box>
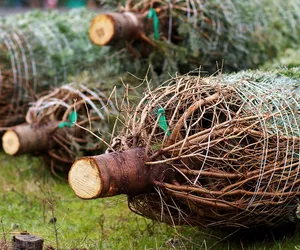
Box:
<box><xmin>157</xmin><ymin>108</ymin><xmax>170</xmax><ymax>136</ymax></box>
<box><xmin>147</xmin><ymin>8</ymin><xmax>160</xmax><ymax>40</ymax></box>
<box><xmin>58</xmin><ymin>111</ymin><xmax>78</xmax><ymax>128</ymax></box>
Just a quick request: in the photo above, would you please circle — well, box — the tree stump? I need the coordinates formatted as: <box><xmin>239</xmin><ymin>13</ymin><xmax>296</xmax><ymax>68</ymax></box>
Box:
<box><xmin>89</xmin><ymin>12</ymin><xmax>143</xmax><ymax>46</ymax></box>
<box><xmin>69</xmin><ymin>147</ymin><xmax>168</xmax><ymax>199</ymax></box>
<box><xmin>2</xmin><ymin>122</ymin><xmax>74</xmax><ymax>156</ymax></box>
<box><xmin>12</xmin><ymin>234</ymin><xmax>43</xmax><ymax>250</ymax></box>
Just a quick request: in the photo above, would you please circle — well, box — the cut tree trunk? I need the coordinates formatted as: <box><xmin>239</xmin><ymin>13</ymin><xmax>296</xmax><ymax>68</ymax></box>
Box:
<box><xmin>12</xmin><ymin>234</ymin><xmax>43</xmax><ymax>250</ymax></box>
<box><xmin>2</xmin><ymin>122</ymin><xmax>75</xmax><ymax>156</ymax></box>
<box><xmin>89</xmin><ymin>12</ymin><xmax>143</xmax><ymax>46</ymax></box>
<box><xmin>69</xmin><ymin>147</ymin><xmax>167</xmax><ymax>199</ymax></box>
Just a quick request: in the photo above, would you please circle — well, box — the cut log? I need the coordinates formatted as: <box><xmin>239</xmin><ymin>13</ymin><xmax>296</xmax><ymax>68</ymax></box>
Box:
<box><xmin>2</xmin><ymin>122</ymin><xmax>74</xmax><ymax>156</ymax></box>
<box><xmin>89</xmin><ymin>12</ymin><xmax>143</xmax><ymax>46</ymax></box>
<box><xmin>69</xmin><ymin>147</ymin><xmax>166</xmax><ymax>199</ymax></box>
<box><xmin>12</xmin><ymin>234</ymin><xmax>43</xmax><ymax>250</ymax></box>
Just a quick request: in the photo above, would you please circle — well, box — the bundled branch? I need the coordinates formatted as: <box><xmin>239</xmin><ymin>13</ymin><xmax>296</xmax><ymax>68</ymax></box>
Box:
<box><xmin>91</xmin><ymin>0</ymin><xmax>300</xmax><ymax>76</ymax></box>
<box><xmin>0</xmin><ymin>9</ymin><xmax>110</xmax><ymax>127</ymax></box>
<box><xmin>69</xmin><ymin>67</ymin><xmax>300</xmax><ymax>228</ymax></box>
<box><xmin>2</xmin><ymin>72</ymin><xmax>118</xmax><ymax>174</ymax></box>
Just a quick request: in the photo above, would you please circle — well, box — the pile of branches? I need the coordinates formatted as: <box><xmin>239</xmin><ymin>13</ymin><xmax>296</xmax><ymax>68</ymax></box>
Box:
<box><xmin>0</xmin><ymin>9</ymin><xmax>110</xmax><ymax>127</ymax></box>
<box><xmin>69</xmin><ymin>67</ymin><xmax>300</xmax><ymax>228</ymax></box>
<box><xmin>92</xmin><ymin>0</ymin><xmax>300</xmax><ymax>78</ymax></box>
<box><xmin>2</xmin><ymin>71</ymin><xmax>118</xmax><ymax>175</ymax></box>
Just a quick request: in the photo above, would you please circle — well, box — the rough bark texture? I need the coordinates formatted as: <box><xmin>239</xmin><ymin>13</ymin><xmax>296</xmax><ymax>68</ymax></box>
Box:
<box><xmin>69</xmin><ymin>147</ymin><xmax>167</xmax><ymax>199</ymax></box>
<box><xmin>89</xmin><ymin>12</ymin><xmax>143</xmax><ymax>46</ymax></box>
<box><xmin>12</xmin><ymin>234</ymin><xmax>43</xmax><ymax>250</ymax></box>
<box><xmin>2</xmin><ymin>121</ymin><xmax>74</xmax><ymax>155</ymax></box>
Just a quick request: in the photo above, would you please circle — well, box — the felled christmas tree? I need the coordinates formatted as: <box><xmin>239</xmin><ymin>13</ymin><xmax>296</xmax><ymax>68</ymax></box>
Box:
<box><xmin>2</xmin><ymin>71</ymin><xmax>119</xmax><ymax>174</ymax></box>
<box><xmin>0</xmin><ymin>9</ymin><xmax>110</xmax><ymax>127</ymax></box>
<box><xmin>69</xmin><ymin>67</ymin><xmax>300</xmax><ymax>228</ymax></box>
<box><xmin>90</xmin><ymin>0</ymin><xmax>300</xmax><ymax>78</ymax></box>
<box><xmin>263</xmin><ymin>48</ymin><xmax>300</xmax><ymax>69</ymax></box>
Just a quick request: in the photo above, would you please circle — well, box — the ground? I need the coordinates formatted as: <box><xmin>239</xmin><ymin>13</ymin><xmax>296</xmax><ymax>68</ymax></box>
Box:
<box><xmin>0</xmin><ymin>152</ymin><xmax>300</xmax><ymax>249</ymax></box>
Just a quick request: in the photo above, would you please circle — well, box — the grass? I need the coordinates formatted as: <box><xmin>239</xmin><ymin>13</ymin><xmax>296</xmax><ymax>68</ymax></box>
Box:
<box><xmin>0</xmin><ymin>152</ymin><xmax>300</xmax><ymax>249</ymax></box>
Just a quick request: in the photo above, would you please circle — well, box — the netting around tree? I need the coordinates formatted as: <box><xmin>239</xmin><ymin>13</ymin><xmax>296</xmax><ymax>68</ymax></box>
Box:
<box><xmin>0</xmin><ymin>9</ymin><xmax>109</xmax><ymax>127</ymax></box>
<box><xmin>110</xmin><ymin>68</ymin><xmax>300</xmax><ymax>228</ymax></box>
<box><xmin>99</xmin><ymin>0</ymin><xmax>300</xmax><ymax>76</ymax></box>
<box><xmin>25</xmin><ymin>80</ymin><xmax>118</xmax><ymax>174</ymax></box>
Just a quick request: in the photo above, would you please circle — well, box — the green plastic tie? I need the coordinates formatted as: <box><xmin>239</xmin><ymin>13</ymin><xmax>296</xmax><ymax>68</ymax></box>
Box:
<box><xmin>58</xmin><ymin>111</ymin><xmax>78</xmax><ymax>128</ymax></box>
<box><xmin>147</xmin><ymin>8</ymin><xmax>160</xmax><ymax>40</ymax></box>
<box><xmin>157</xmin><ymin>108</ymin><xmax>170</xmax><ymax>136</ymax></box>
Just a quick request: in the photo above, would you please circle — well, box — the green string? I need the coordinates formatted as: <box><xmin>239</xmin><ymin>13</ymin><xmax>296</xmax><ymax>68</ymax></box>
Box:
<box><xmin>157</xmin><ymin>108</ymin><xmax>170</xmax><ymax>136</ymax></box>
<box><xmin>147</xmin><ymin>8</ymin><xmax>160</xmax><ymax>40</ymax></box>
<box><xmin>58</xmin><ymin>111</ymin><xmax>78</xmax><ymax>128</ymax></box>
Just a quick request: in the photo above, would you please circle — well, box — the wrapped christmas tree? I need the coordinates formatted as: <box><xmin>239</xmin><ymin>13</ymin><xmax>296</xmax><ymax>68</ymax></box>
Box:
<box><xmin>69</xmin><ymin>67</ymin><xmax>300</xmax><ymax>228</ymax></box>
<box><xmin>2</xmin><ymin>71</ymin><xmax>119</xmax><ymax>174</ymax></box>
<box><xmin>0</xmin><ymin>9</ymin><xmax>111</xmax><ymax>127</ymax></box>
<box><xmin>263</xmin><ymin>48</ymin><xmax>300</xmax><ymax>69</ymax></box>
<box><xmin>90</xmin><ymin>0</ymin><xmax>300</xmax><ymax>77</ymax></box>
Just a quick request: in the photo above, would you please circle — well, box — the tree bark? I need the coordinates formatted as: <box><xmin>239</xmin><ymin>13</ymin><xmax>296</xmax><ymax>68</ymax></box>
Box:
<box><xmin>2</xmin><ymin>122</ymin><xmax>75</xmax><ymax>156</ymax></box>
<box><xmin>12</xmin><ymin>234</ymin><xmax>43</xmax><ymax>250</ymax></box>
<box><xmin>69</xmin><ymin>147</ymin><xmax>167</xmax><ymax>199</ymax></box>
<box><xmin>89</xmin><ymin>12</ymin><xmax>143</xmax><ymax>46</ymax></box>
